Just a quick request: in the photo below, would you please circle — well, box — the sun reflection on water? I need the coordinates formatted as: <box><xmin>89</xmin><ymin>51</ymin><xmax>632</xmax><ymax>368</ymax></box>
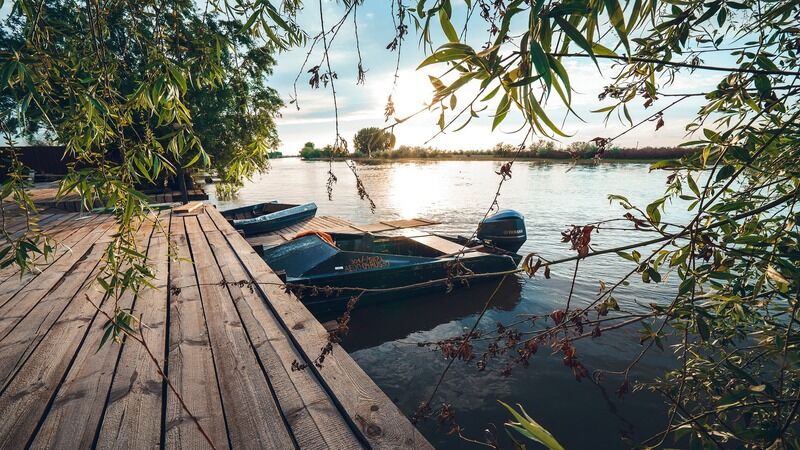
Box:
<box><xmin>387</xmin><ymin>164</ymin><xmax>450</xmax><ymax>218</ymax></box>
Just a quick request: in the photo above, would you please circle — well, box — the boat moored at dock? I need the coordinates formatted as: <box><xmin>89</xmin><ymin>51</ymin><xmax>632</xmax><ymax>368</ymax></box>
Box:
<box><xmin>221</xmin><ymin>201</ymin><xmax>317</xmax><ymax>236</ymax></box>
<box><xmin>260</xmin><ymin>209</ymin><xmax>527</xmax><ymax>315</ymax></box>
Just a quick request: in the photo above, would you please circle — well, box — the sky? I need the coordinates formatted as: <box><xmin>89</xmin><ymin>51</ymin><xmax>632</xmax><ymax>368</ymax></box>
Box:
<box><xmin>269</xmin><ymin>1</ymin><xmax>724</xmax><ymax>155</ymax></box>
<box><xmin>0</xmin><ymin>1</ymin><xmax>730</xmax><ymax>154</ymax></box>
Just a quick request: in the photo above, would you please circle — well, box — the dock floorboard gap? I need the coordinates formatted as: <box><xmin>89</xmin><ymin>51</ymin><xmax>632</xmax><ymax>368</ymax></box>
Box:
<box><xmin>0</xmin><ymin>207</ymin><xmax>432</xmax><ymax>449</ymax></box>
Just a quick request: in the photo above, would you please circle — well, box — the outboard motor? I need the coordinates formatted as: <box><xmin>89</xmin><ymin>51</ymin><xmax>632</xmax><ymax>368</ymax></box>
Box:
<box><xmin>477</xmin><ymin>210</ymin><xmax>527</xmax><ymax>253</ymax></box>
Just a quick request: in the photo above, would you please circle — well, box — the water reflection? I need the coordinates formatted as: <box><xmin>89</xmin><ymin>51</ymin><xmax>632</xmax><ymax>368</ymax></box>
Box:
<box><xmin>337</xmin><ymin>276</ymin><xmax>523</xmax><ymax>352</ymax></box>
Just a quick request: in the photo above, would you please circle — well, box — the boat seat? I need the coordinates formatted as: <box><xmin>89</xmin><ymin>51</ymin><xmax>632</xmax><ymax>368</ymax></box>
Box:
<box><xmin>410</xmin><ymin>235</ymin><xmax>480</xmax><ymax>258</ymax></box>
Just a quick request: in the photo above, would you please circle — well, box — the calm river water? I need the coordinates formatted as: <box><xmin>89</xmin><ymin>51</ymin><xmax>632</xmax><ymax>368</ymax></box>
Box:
<box><xmin>210</xmin><ymin>158</ymin><xmax>693</xmax><ymax>449</ymax></box>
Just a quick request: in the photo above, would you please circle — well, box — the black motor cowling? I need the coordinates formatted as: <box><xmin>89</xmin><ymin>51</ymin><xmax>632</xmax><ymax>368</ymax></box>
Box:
<box><xmin>477</xmin><ymin>209</ymin><xmax>527</xmax><ymax>253</ymax></box>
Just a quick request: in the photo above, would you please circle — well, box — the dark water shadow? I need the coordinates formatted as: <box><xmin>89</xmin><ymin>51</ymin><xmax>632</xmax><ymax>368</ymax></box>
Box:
<box><xmin>339</xmin><ymin>276</ymin><xmax>523</xmax><ymax>352</ymax></box>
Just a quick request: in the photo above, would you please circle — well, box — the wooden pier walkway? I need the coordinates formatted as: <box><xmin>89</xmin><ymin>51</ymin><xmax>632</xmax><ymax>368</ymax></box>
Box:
<box><xmin>0</xmin><ymin>206</ymin><xmax>431</xmax><ymax>449</ymax></box>
<box><xmin>24</xmin><ymin>182</ymin><xmax>208</xmax><ymax>212</ymax></box>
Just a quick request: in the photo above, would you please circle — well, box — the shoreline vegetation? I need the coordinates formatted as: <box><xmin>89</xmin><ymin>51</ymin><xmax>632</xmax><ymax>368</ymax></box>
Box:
<box><xmin>294</xmin><ymin>142</ymin><xmax>696</xmax><ymax>163</ymax></box>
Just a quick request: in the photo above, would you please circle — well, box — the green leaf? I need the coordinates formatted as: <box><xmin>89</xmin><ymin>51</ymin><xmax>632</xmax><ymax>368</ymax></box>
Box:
<box><xmin>729</xmin><ymin>146</ymin><xmax>751</xmax><ymax>162</ymax></box>
<box><xmin>715</xmin><ymin>165</ymin><xmax>735</xmax><ymax>182</ymax></box>
<box><xmin>756</xmin><ymin>55</ymin><xmax>779</xmax><ymax>73</ymax></box>
<box><xmin>529</xmin><ymin>40</ymin><xmax>552</xmax><ymax>91</ymax></box>
<box><xmin>548</xmin><ymin>56</ymin><xmax>571</xmax><ymax>102</ymax></box>
<box><xmin>541</xmin><ymin>1</ymin><xmax>591</xmax><ymax>16</ymax></box>
<box><xmin>168</xmin><ymin>66</ymin><xmax>187</xmax><ymax>93</ymax></box>
<box><xmin>679</xmin><ymin>276</ymin><xmax>695</xmax><ymax>296</ymax></box>
<box><xmin>439</xmin><ymin>9</ymin><xmax>459</xmax><ymax>42</ymax></box>
<box><xmin>499</xmin><ymin>401</ymin><xmax>565</xmax><ymax>450</ymax></box>
<box><xmin>687</xmin><ymin>175</ymin><xmax>700</xmax><ymax>197</ymax></box>
<box><xmin>591</xmin><ymin>42</ymin><xmax>618</xmax><ymax>57</ymax></box>
<box><xmin>492</xmin><ymin>92</ymin><xmax>511</xmax><ymax>130</ymax></box>
<box><xmin>696</xmin><ymin>316</ymin><xmax>710</xmax><ymax>341</ymax></box>
<box><xmin>753</xmin><ymin>75</ymin><xmax>771</xmax><ymax>97</ymax></box>
<box><xmin>526</xmin><ymin>90</ymin><xmax>569</xmax><ymax>137</ymax></box>
<box><xmin>602</xmin><ymin>0</ymin><xmax>629</xmax><ymax>54</ymax></box>
<box><xmin>552</xmin><ymin>16</ymin><xmax>598</xmax><ymax>69</ymax></box>
<box><xmin>703</xmin><ymin>128</ymin><xmax>721</xmax><ymax>142</ymax></box>
<box><xmin>417</xmin><ymin>44</ymin><xmax>474</xmax><ymax>68</ymax></box>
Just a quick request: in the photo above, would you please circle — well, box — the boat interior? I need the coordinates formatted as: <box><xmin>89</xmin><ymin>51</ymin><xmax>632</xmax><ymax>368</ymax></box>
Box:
<box><xmin>225</xmin><ymin>202</ymin><xmax>297</xmax><ymax>220</ymax></box>
<box><xmin>334</xmin><ymin>234</ymin><xmax>449</xmax><ymax>257</ymax></box>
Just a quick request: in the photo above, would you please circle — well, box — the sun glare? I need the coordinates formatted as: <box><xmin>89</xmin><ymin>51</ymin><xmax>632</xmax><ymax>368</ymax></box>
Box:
<box><xmin>388</xmin><ymin>164</ymin><xmax>447</xmax><ymax>218</ymax></box>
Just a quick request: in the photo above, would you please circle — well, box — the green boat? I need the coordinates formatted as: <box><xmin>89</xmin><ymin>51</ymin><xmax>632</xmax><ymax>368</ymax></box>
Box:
<box><xmin>221</xmin><ymin>201</ymin><xmax>317</xmax><ymax>236</ymax></box>
<box><xmin>261</xmin><ymin>221</ymin><xmax>525</xmax><ymax>315</ymax></box>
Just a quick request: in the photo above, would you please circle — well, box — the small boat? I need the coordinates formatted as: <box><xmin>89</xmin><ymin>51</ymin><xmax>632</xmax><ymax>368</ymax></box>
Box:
<box><xmin>221</xmin><ymin>201</ymin><xmax>317</xmax><ymax>236</ymax></box>
<box><xmin>261</xmin><ymin>210</ymin><xmax>527</xmax><ymax>315</ymax></box>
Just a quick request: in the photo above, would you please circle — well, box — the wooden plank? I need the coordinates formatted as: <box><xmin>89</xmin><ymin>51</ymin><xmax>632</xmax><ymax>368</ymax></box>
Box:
<box><xmin>88</xmin><ymin>211</ymin><xmax>169</xmax><ymax>450</ymax></box>
<box><xmin>381</xmin><ymin>219</ymin><xmax>436</xmax><ymax>229</ymax></box>
<box><xmin>206</xmin><ymin>208</ymin><xmax>432</xmax><ymax>450</ymax></box>
<box><xmin>173</xmin><ymin>201</ymin><xmax>204</xmax><ymax>214</ymax></box>
<box><xmin>245</xmin><ymin>234</ymin><xmax>289</xmax><ymax>251</ymax></box>
<box><xmin>198</xmin><ymin>213</ymin><xmax>361</xmax><ymax>450</ymax></box>
<box><xmin>0</xmin><ymin>240</ymin><xmax>103</xmax><ymax>389</ymax></box>
<box><xmin>0</xmin><ymin>220</ymin><xmax>131</xmax><ymax>447</ymax></box>
<box><xmin>0</xmin><ymin>216</ymin><xmax>116</xmax><ymax>342</ymax></box>
<box><xmin>185</xmin><ymin>216</ymin><xmax>295</xmax><ymax>449</ymax></box>
<box><xmin>29</xmin><ymin>216</ymin><xmax>159</xmax><ymax>449</ymax></box>
<box><xmin>410</xmin><ymin>235</ymin><xmax>472</xmax><ymax>256</ymax></box>
<box><xmin>0</xmin><ymin>212</ymin><xmax>80</xmax><ymax>285</ymax></box>
<box><xmin>165</xmin><ymin>215</ymin><xmax>229</xmax><ymax>450</ymax></box>
<box><xmin>352</xmin><ymin>222</ymin><xmax>395</xmax><ymax>233</ymax></box>
<box><xmin>326</xmin><ymin>217</ymin><xmax>358</xmax><ymax>229</ymax></box>
<box><xmin>0</xmin><ymin>211</ymin><xmax>43</xmax><ymax>234</ymax></box>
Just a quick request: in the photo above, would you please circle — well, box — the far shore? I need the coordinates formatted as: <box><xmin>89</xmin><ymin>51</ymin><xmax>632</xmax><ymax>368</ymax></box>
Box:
<box><xmin>296</xmin><ymin>155</ymin><xmax>673</xmax><ymax>164</ymax></box>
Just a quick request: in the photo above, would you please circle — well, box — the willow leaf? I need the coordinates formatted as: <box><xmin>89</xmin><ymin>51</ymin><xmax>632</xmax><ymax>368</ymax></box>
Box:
<box><xmin>439</xmin><ymin>9</ymin><xmax>459</xmax><ymax>42</ymax></box>
<box><xmin>603</xmin><ymin>0</ymin><xmax>630</xmax><ymax>54</ymax></box>
<box><xmin>492</xmin><ymin>92</ymin><xmax>511</xmax><ymax>130</ymax></box>
<box><xmin>553</xmin><ymin>16</ymin><xmax>598</xmax><ymax>69</ymax></box>
<box><xmin>529</xmin><ymin>40</ymin><xmax>552</xmax><ymax>92</ymax></box>
<box><xmin>527</xmin><ymin>90</ymin><xmax>569</xmax><ymax>137</ymax></box>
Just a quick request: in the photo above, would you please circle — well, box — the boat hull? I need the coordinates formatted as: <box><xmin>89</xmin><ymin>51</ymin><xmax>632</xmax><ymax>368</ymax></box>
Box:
<box><xmin>286</xmin><ymin>252</ymin><xmax>520</xmax><ymax>315</ymax></box>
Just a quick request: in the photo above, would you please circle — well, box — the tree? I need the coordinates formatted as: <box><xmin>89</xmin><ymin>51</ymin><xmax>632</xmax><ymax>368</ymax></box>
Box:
<box><xmin>187</xmin><ymin>23</ymin><xmax>283</xmax><ymax>191</ymax></box>
<box><xmin>1</xmin><ymin>1</ymin><xmax>283</xmax><ymax>196</ymax></box>
<box><xmin>353</xmin><ymin>127</ymin><xmax>395</xmax><ymax>157</ymax></box>
<box><xmin>396</xmin><ymin>1</ymin><xmax>800</xmax><ymax>448</ymax></box>
<box><xmin>299</xmin><ymin>142</ymin><xmax>318</xmax><ymax>158</ymax></box>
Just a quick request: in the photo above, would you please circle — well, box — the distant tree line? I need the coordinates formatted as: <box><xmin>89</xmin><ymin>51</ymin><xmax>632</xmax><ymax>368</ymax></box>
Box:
<box><xmin>299</xmin><ymin>131</ymin><xmax>695</xmax><ymax>161</ymax></box>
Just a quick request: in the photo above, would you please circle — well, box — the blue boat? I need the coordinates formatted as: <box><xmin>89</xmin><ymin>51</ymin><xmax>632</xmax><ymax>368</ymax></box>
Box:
<box><xmin>261</xmin><ymin>209</ymin><xmax>527</xmax><ymax>315</ymax></box>
<box><xmin>221</xmin><ymin>201</ymin><xmax>317</xmax><ymax>236</ymax></box>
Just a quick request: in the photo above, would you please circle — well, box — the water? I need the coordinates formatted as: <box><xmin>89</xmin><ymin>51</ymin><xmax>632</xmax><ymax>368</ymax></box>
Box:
<box><xmin>210</xmin><ymin>158</ymin><xmax>693</xmax><ymax>449</ymax></box>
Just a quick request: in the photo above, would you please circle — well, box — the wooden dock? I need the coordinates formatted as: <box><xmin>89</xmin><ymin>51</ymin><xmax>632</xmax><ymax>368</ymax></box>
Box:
<box><xmin>0</xmin><ymin>206</ymin><xmax>431</xmax><ymax>449</ymax></box>
<box><xmin>24</xmin><ymin>182</ymin><xmax>209</xmax><ymax>212</ymax></box>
